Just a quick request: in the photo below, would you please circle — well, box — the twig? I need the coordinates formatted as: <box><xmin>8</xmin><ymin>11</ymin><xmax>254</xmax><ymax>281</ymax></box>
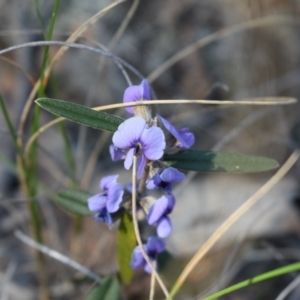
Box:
<box><xmin>132</xmin><ymin>156</ymin><xmax>170</xmax><ymax>298</ymax></box>
<box><xmin>14</xmin><ymin>230</ymin><xmax>102</xmax><ymax>283</ymax></box>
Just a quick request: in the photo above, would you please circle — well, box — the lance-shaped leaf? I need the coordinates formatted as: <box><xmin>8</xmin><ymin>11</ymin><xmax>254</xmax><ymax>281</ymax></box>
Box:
<box><xmin>117</xmin><ymin>212</ymin><xmax>136</xmax><ymax>284</ymax></box>
<box><xmin>53</xmin><ymin>189</ymin><xmax>92</xmax><ymax>216</ymax></box>
<box><xmin>86</xmin><ymin>276</ymin><xmax>120</xmax><ymax>300</ymax></box>
<box><xmin>163</xmin><ymin>150</ymin><xmax>279</xmax><ymax>173</ymax></box>
<box><xmin>35</xmin><ymin>98</ymin><xmax>124</xmax><ymax>132</ymax></box>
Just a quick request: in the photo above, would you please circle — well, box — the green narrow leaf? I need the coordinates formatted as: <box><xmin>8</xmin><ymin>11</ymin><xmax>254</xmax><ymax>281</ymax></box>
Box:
<box><xmin>203</xmin><ymin>262</ymin><xmax>300</xmax><ymax>300</ymax></box>
<box><xmin>53</xmin><ymin>189</ymin><xmax>92</xmax><ymax>216</ymax></box>
<box><xmin>163</xmin><ymin>150</ymin><xmax>279</xmax><ymax>173</ymax></box>
<box><xmin>35</xmin><ymin>98</ymin><xmax>124</xmax><ymax>132</ymax></box>
<box><xmin>117</xmin><ymin>212</ymin><xmax>136</xmax><ymax>284</ymax></box>
<box><xmin>86</xmin><ymin>276</ymin><xmax>120</xmax><ymax>300</ymax></box>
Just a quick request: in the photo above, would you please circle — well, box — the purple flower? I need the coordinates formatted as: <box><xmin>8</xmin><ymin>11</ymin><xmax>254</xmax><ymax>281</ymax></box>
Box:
<box><xmin>147</xmin><ymin>167</ymin><xmax>185</xmax><ymax>193</ymax></box>
<box><xmin>131</xmin><ymin>236</ymin><xmax>165</xmax><ymax>274</ymax></box>
<box><xmin>147</xmin><ymin>194</ymin><xmax>175</xmax><ymax>238</ymax></box>
<box><xmin>111</xmin><ymin>117</ymin><xmax>165</xmax><ymax>179</ymax></box>
<box><xmin>158</xmin><ymin>115</ymin><xmax>195</xmax><ymax>152</ymax></box>
<box><xmin>87</xmin><ymin>175</ymin><xmax>124</xmax><ymax>225</ymax></box>
<box><xmin>123</xmin><ymin>79</ymin><xmax>151</xmax><ymax>114</ymax></box>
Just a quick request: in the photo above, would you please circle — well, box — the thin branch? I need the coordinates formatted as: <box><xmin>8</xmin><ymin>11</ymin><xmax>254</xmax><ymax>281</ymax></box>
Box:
<box><xmin>132</xmin><ymin>156</ymin><xmax>170</xmax><ymax>298</ymax></box>
<box><xmin>14</xmin><ymin>230</ymin><xmax>102</xmax><ymax>283</ymax></box>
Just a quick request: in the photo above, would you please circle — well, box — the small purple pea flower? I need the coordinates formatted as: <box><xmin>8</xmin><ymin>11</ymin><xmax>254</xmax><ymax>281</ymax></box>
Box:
<box><xmin>123</xmin><ymin>79</ymin><xmax>151</xmax><ymax>114</ymax></box>
<box><xmin>111</xmin><ymin>117</ymin><xmax>165</xmax><ymax>179</ymax></box>
<box><xmin>131</xmin><ymin>236</ymin><xmax>165</xmax><ymax>274</ymax></box>
<box><xmin>147</xmin><ymin>167</ymin><xmax>185</xmax><ymax>193</ymax></box>
<box><xmin>87</xmin><ymin>175</ymin><xmax>124</xmax><ymax>225</ymax></box>
<box><xmin>158</xmin><ymin>115</ymin><xmax>195</xmax><ymax>152</ymax></box>
<box><xmin>147</xmin><ymin>194</ymin><xmax>175</xmax><ymax>238</ymax></box>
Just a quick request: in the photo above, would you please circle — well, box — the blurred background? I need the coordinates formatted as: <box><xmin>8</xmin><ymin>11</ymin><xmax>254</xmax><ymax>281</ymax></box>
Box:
<box><xmin>1</xmin><ymin>0</ymin><xmax>300</xmax><ymax>299</ymax></box>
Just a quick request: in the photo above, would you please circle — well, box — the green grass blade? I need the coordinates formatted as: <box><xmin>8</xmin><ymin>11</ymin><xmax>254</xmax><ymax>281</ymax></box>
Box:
<box><xmin>203</xmin><ymin>262</ymin><xmax>300</xmax><ymax>300</ymax></box>
<box><xmin>35</xmin><ymin>98</ymin><xmax>124</xmax><ymax>132</ymax></box>
<box><xmin>163</xmin><ymin>150</ymin><xmax>279</xmax><ymax>173</ymax></box>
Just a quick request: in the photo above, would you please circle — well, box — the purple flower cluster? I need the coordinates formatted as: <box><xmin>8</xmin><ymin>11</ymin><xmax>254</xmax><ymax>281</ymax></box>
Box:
<box><xmin>87</xmin><ymin>175</ymin><xmax>123</xmax><ymax>225</ymax></box>
<box><xmin>88</xmin><ymin>80</ymin><xmax>195</xmax><ymax>274</ymax></box>
<box><xmin>131</xmin><ymin>236</ymin><xmax>165</xmax><ymax>274</ymax></box>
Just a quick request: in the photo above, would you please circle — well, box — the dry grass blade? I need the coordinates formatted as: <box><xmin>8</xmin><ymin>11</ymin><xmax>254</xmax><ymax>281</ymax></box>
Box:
<box><xmin>147</xmin><ymin>15</ymin><xmax>300</xmax><ymax>83</ymax></box>
<box><xmin>167</xmin><ymin>149</ymin><xmax>300</xmax><ymax>299</ymax></box>
<box><xmin>92</xmin><ymin>97</ymin><xmax>297</xmax><ymax>110</ymax></box>
<box><xmin>25</xmin><ymin>96</ymin><xmax>297</xmax><ymax>158</ymax></box>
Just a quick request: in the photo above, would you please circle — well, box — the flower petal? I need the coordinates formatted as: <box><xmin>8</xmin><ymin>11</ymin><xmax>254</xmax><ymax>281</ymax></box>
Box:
<box><xmin>146</xmin><ymin>172</ymin><xmax>162</xmax><ymax>189</ymax></box>
<box><xmin>147</xmin><ymin>196</ymin><xmax>169</xmax><ymax>225</ymax></box>
<box><xmin>160</xmin><ymin>167</ymin><xmax>185</xmax><ymax>183</ymax></box>
<box><xmin>106</xmin><ymin>183</ymin><xmax>124</xmax><ymax>213</ymax></box>
<box><xmin>100</xmin><ymin>175</ymin><xmax>118</xmax><ymax>191</ymax></box>
<box><xmin>113</xmin><ymin>117</ymin><xmax>146</xmax><ymax>150</ymax></box>
<box><xmin>144</xmin><ymin>262</ymin><xmax>154</xmax><ymax>274</ymax></box>
<box><xmin>158</xmin><ymin>116</ymin><xmax>194</xmax><ymax>149</ymax></box>
<box><xmin>87</xmin><ymin>193</ymin><xmax>106</xmax><ymax>212</ymax></box>
<box><xmin>177</xmin><ymin>128</ymin><xmax>195</xmax><ymax>149</ymax></box>
<box><xmin>123</xmin><ymin>86</ymin><xmax>142</xmax><ymax>114</ymax></box>
<box><xmin>146</xmin><ymin>236</ymin><xmax>165</xmax><ymax>254</ymax></box>
<box><xmin>109</xmin><ymin>145</ymin><xmax>125</xmax><ymax>161</ymax></box>
<box><xmin>131</xmin><ymin>246</ymin><xmax>145</xmax><ymax>269</ymax></box>
<box><xmin>141</xmin><ymin>79</ymin><xmax>151</xmax><ymax>100</ymax></box>
<box><xmin>124</xmin><ymin>147</ymin><xmax>135</xmax><ymax>170</ymax></box>
<box><xmin>94</xmin><ymin>208</ymin><xmax>113</xmax><ymax>225</ymax></box>
<box><xmin>141</xmin><ymin>126</ymin><xmax>165</xmax><ymax>161</ymax></box>
<box><xmin>157</xmin><ymin>216</ymin><xmax>172</xmax><ymax>238</ymax></box>
<box><xmin>166</xmin><ymin>194</ymin><xmax>175</xmax><ymax>213</ymax></box>
<box><xmin>123</xmin><ymin>80</ymin><xmax>151</xmax><ymax>114</ymax></box>
<box><xmin>137</xmin><ymin>154</ymin><xmax>146</xmax><ymax>179</ymax></box>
